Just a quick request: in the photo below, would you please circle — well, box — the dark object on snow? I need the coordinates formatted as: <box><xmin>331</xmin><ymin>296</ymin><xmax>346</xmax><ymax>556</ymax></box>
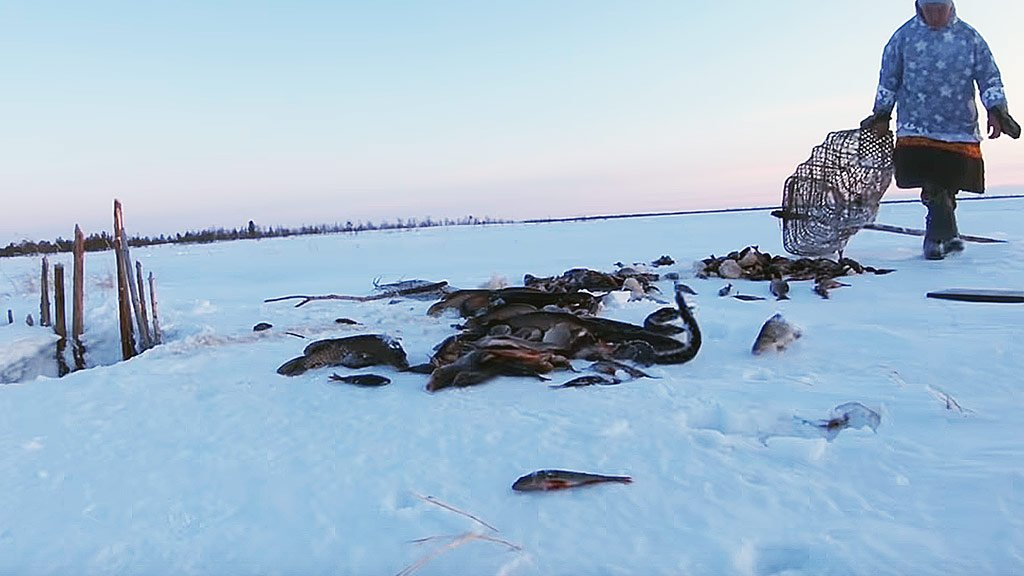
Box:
<box><xmin>776</xmin><ymin>128</ymin><xmax>894</xmax><ymax>256</ymax></box>
<box><xmin>328</xmin><ymin>373</ymin><xmax>391</xmax><ymax>386</ymax></box>
<box><xmin>921</xmin><ymin>187</ymin><xmax>963</xmax><ymax>260</ymax></box>
<box><xmin>588</xmin><ymin>359</ymin><xmax>653</xmax><ymax>380</ymax></box>
<box><xmin>732</xmin><ymin>294</ymin><xmax>766</xmax><ymax>301</ymax></box>
<box><xmin>266</xmin><ymin>281</ymin><xmax>449</xmax><ymax>307</ymax></box>
<box><xmin>752</xmin><ymin>313</ymin><xmax>801</xmax><ymax>355</ymax></box>
<box><xmin>277</xmin><ymin>334</ymin><xmax>409</xmax><ymax>376</ymax></box>
<box><xmin>550</xmin><ymin>374</ymin><xmax>620</xmax><ymax>388</ymax></box>
<box><xmin>770</xmin><ymin>276</ymin><xmax>790</xmax><ymax>300</ymax></box>
<box><xmin>427</xmin><ymin>287</ymin><xmax>599</xmax><ymax>318</ymax></box>
<box><xmin>335</xmin><ymin>318</ymin><xmax>361</xmax><ymax>325</ymax></box>
<box><xmin>926</xmin><ymin>288</ymin><xmax>1024</xmax><ymax>304</ymax></box>
<box><xmin>253</xmin><ymin>322</ymin><xmax>273</xmax><ymax>332</ymax></box>
<box><xmin>512</xmin><ymin>469</ymin><xmax>633</xmax><ymax>492</ymax></box>
<box><xmin>651</xmin><ymin>255</ymin><xmax>675</xmax><ymax>267</ymax></box>
<box><xmin>861</xmin><ymin>222</ymin><xmax>1005</xmax><ymax>244</ymax></box>
<box><xmin>675</xmin><ymin>282</ymin><xmax>697</xmax><ymax>295</ymax></box>
<box><xmin>718</xmin><ymin>284</ymin><xmax>733</xmax><ymax>297</ymax></box>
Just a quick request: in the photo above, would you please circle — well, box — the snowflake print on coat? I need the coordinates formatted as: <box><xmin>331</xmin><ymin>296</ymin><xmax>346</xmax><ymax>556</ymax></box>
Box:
<box><xmin>871</xmin><ymin>8</ymin><xmax>1007</xmax><ymax>143</ymax></box>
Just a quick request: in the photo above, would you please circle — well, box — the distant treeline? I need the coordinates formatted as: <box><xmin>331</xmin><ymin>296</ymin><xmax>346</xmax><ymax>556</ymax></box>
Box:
<box><xmin>0</xmin><ymin>215</ymin><xmax>511</xmax><ymax>258</ymax></box>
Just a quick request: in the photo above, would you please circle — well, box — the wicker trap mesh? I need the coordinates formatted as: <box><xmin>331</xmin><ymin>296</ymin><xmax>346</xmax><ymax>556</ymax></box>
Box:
<box><xmin>776</xmin><ymin>128</ymin><xmax>894</xmax><ymax>256</ymax></box>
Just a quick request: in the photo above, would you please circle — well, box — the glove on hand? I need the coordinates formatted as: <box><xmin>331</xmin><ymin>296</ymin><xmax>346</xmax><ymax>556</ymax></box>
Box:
<box><xmin>860</xmin><ymin>111</ymin><xmax>891</xmax><ymax>136</ymax></box>
<box><xmin>988</xmin><ymin>104</ymin><xmax>1021</xmax><ymax>139</ymax></box>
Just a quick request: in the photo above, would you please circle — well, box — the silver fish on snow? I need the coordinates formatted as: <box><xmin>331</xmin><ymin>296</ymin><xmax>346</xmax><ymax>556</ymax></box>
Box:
<box><xmin>751</xmin><ymin>313</ymin><xmax>802</xmax><ymax>355</ymax></box>
<box><xmin>512</xmin><ymin>469</ymin><xmax>633</xmax><ymax>492</ymax></box>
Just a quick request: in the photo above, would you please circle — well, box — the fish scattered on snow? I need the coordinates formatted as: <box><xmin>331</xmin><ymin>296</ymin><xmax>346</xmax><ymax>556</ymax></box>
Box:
<box><xmin>512</xmin><ymin>469</ymin><xmax>633</xmax><ymax>491</ymax></box>
<box><xmin>751</xmin><ymin>313</ymin><xmax>802</xmax><ymax>355</ymax></box>
<box><xmin>718</xmin><ymin>283</ymin><xmax>733</xmax><ymax>297</ymax></box>
<box><xmin>588</xmin><ymin>360</ymin><xmax>653</xmax><ymax>380</ymax></box>
<box><xmin>675</xmin><ymin>282</ymin><xmax>697</xmax><ymax>295</ymax></box>
<box><xmin>813</xmin><ymin>277</ymin><xmax>850</xmax><ymax>299</ymax></box>
<box><xmin>770</xmin><ymin>276</ymin><xmax>790</xmax><ymax>300</ymax></box>
<box><xmin>799</xmin><ymin>402</ymin><xmax>881</xmax><ymax>441</ymax></box>
<box><xmin>651</xmin><ymin>255</ymin><xmax>675</xmax><ymax>267</ymax></box>
<box><xmin>328</xmin><ymin>373</ymin><xmax>391</xmax><ymax>387</ymax></box>
<box><xmin>549</xmin><ymin>374</ymin><xmax>620</xmax><ymax>388</ymax></box>
<box><xmin>277</xmin><ymin>334</ymin><xmax>409</xmax><ymax>376</ymax></box>
<box><xmin>732</xmin><ymin>294</ymin><xmax>766</xmax><ymax>301</ymax></box>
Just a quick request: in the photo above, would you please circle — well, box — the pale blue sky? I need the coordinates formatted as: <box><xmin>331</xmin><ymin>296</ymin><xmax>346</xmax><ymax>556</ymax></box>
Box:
<box><xmin>2</xmin><ymin>1</ymin><xmax>1021</xmax><ymax>242</ymax></box>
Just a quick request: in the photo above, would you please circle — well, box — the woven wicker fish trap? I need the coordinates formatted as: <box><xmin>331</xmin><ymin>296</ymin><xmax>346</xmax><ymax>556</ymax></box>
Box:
<box><xmin>775</xmin><ymin>128</ymin><xmax>894</xmax><ymax>256</ymax></box>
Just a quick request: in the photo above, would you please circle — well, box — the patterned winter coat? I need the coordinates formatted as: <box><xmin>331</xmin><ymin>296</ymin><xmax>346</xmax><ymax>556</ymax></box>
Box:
<box><xmin>871</xmin><ymin>6</ymin><xmax>1007</xmax><ymax>143</ymax></box>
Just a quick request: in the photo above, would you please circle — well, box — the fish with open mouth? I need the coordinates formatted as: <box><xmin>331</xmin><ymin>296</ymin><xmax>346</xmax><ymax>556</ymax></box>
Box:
<box><xmin>512</xmin><ymin>469</ymin><xmax>633</xmax><ymax>491</ymax></box>
<box><xmin>751</xmin><ymin>313</ymin><xmax>802</xmax><ymax>355</ymax></box>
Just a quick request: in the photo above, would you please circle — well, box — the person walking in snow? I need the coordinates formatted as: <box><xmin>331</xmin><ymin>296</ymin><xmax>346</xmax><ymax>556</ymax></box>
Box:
<box><xmin>861</xmin><ymin>0</ymin><xmax>1020</xmax><ymax>260</ymax></box>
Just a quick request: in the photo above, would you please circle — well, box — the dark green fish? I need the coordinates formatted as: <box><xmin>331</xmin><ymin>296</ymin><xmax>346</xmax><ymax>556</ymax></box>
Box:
<box><xmin>549</xmin><ymin>375</ymin><xmax>619</xmax><ymax>389</ymax></box>
<box><xmin>512</xmin><ymin>469</ymin><xmax>633</xmax><ymax>492</ymax></box>
<box><xmin>277</xmin><ymin>334</ymin><xmax>409</xmax><ymax>376</ymax></box>
<box><xmin>328</xmin><ymin>373</ymin><xmax>391</xmax><ymax>387</ymax></box>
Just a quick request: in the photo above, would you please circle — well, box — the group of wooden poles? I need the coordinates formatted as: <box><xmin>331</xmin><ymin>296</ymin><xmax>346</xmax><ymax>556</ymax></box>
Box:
<box><xmin>9</xmin><ymin>200</ymin><xmax>163</xmax><ymax>377</ymax></box>
<box><xmin>113</xmin><ymin>199</ymin><xmax>162</xmax><ymax>361</ymax></box>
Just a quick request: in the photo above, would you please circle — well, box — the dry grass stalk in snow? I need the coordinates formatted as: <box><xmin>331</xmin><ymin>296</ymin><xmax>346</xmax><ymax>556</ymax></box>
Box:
<box><xmin>395</xmin><ymin>494</ymin><xmax>523</xmax><ymax>576</ymax></box>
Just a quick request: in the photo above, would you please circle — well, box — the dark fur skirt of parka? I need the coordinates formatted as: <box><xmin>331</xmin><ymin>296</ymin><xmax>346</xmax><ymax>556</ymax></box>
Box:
<box><xmin>894</xmin><ymin>138</ymin><xmax>985</xmax><ymax>193</ymax></box>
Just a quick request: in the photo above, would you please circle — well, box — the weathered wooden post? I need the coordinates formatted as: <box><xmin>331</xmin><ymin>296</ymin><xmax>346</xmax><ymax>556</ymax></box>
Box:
<box><xmin>39</xmin><ymin>256</ymin><xmax>51</xmax><ymax>327</ymax></box>
<box><xmin>149</xmin><ymin>272</ymin><xmax>162</xmax><ymax>345</ymax></box>
<box><xmin>113</xmin><ymin>200</ymin><xmax>136</xmax><ymax>360</ymax></box>
<box><xmin>72</xmin><ymin>225</ymin><xmax>87</xmax><ymax>370</ymax></box>
<box><xmin>135</xmin><ymin>260</ymin><xmax>153</xmax><ymax>349</ymax></box>
<box><xmin>53</xmin><ymin>264</ymin><xmax>70</xmax><ymax>376</ymax></box>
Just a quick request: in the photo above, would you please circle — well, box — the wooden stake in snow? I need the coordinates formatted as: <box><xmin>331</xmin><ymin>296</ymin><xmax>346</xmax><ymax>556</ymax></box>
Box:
<box><xmin>39</xmin><ymin>256</ymin><xmax>51</xmax><ymax>327</ymax></box>
<box><xmin>6</xmin><ymin>309</ymin><xmax>12</xmax><ymax>324</ymax></box>
<box><xmin>114</xmin><ymin>200</ymin><xmax>136</xmax><ymax>360</ymax></box>
<box><xmin>53</xmin><ymin>264</ymin><xmax>70</xmax><ymax>377</ymax></box>
<box><xmin>115</xmin><ymin>206</ymin><xmax>150</xmax><ymax>352</ymax></box>
<box><xmin>135</xmin><ymin>260</ymin><xmax>153</xmax><ymax>349</ymax></box>
<box><xmin>72</xmin><ymin>225</ymin><xmax>87</xmax><ymax>370</ymax></box>
<box><xmin>148</xmin><ymin>272</ymin><xmax>162</xmax><ymax>345</ymax></box>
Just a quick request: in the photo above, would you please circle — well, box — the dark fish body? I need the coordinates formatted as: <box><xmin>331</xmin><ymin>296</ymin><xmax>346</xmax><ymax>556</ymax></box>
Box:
<box><xmin>550</xmin><ymin>375</ymin><xmax>619</xmax><ymax>388</ymax></box>
<box><xmin>733</xmin><ymin>294</ymin><xmax>767</xmax><ymax>301</ymax></box>
<box><xmin>770</xmin><ymin>277</ymin><xmax>790</xmax><ymax>300</ymax></box>
<box><xmin>277</xmin><ymin>334</ymin><xmax>409</xmax><ymax>376</ymax></box>
<box><xmin>752</xmin><ymin>313</ymin><xmax>802</xmax><ymax>355</ymax></box>
<box><xmin>512</xmin><ymin>469</ymin><xmax>633</xmax><ymax>492</ymax></box>
<box><xmin>253</xmin><ymin>322</ymin><xmax>273</xmax><ymax>332</ymax></box>
<box><xmin>675</xmin><ymin>282</ymin><xmax>697</xmax><ymax>295</ymax></box>
<box><xmin>329</xmin><ymin>373</ymin><xmax>391</xmax><ymax>387</ymax></box>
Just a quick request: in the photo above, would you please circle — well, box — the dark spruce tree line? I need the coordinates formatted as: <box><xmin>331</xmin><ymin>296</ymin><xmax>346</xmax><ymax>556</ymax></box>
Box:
<box><xmin>1</xmin><ymin>215</ymin><xmax>511</xmax><ymax>258</ymax></box>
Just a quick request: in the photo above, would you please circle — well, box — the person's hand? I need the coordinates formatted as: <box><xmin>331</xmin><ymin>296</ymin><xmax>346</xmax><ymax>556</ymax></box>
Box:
<box><xmin>860</xmin><ymin>111</ymin><xmax>891</xmax><ymax>137</ymax></box>
<box><xmin>988</xmin><ymin>104</ymin><xmax>1021</xmax><ymax>140</ymax></box>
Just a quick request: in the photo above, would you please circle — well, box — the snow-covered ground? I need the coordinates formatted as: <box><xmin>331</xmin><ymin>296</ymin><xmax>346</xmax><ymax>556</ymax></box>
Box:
<box><xmin>1</xmin><ymin>198</ymin><xmax>1022</xmax><ymax>575</ymax></box>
